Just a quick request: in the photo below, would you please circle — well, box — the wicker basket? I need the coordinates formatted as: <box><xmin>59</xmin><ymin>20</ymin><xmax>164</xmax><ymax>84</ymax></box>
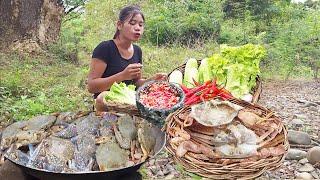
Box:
<box><xmin>168</xmin><ymin>59</ymin><xmax>262</xmax><ymax>104</ymax></box>
<box><xmin>164</xmin><ymin>98</ymin><xmax>289</xmax><ymax>180</ymax></box>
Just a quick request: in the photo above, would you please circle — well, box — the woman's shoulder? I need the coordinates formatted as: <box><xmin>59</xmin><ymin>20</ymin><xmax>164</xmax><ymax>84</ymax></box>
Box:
<box><xmin>133</xmin><ymin>43</ymin><xmax>141</xmax><ymax>50</ymax></box>
<box><xmin>92</xmin><ymin>40</ymin><xmax>116</xmax><ymax>60</ymax></box>
<box><xmin>133</xmin><ymin>44</ymin><xmax>142</xmax><ymax>54</ymax></box>
<box><xmin>95</xmin><ymin>40</ymin><xmax>114</xmax><ymax>49</ymax></box>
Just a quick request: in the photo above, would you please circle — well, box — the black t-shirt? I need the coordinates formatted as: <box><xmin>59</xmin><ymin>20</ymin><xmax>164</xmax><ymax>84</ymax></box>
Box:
<box><xmin>91</xmin><ymin>40</ymin><xmax>142</xmax><ymax>98</ymax></box>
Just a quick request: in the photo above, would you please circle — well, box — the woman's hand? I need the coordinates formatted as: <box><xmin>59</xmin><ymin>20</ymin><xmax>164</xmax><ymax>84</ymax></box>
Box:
<box><xmin>95</xmin><ymin>91</ymin><xmax>108</xmax><ymax>112</ymax></box>
<box><xmin>121</xmin><ymin>63</ymin><xmax>143</xmax><ymax>80</ymax></box>
<box><xmin>151</xmin><ymin>73</ymin><xmax>168</xmax><ymax>81</ymax></box>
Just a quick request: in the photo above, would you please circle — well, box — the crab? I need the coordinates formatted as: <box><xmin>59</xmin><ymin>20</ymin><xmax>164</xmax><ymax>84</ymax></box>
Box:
<box><xmin>69</xmin><ymin>134</ymin><xmax>96</xmax><ymax>171</ymax></box>
<box><xmin>75</xmin><ymin>113</ymin><xmax>100</xmax><ymax>136</ymax></box>
<box><xmin>54</xmin><ymin>113</ymin><xmax>100</xmax><ymax>139</ymax></box>
<box><xmin>189</xmin><ymin>100</ymin><xmax>243</xmax><ymax>127</ymax></box>
<box><xmin>113</xmin><ymin>115</ymin><xmax>137</xmax><ymax>150</ymax></box>
<box><xmin>95</xmin><ymin>142</ymin><xmax>129</xmax><ymax>171</ymax></box>
<box><xmin>137</xmin><ymin>121</ymin><xmax>156</xmax><ymax>162</ymax></box>
<box><xmin>96</xmin><ymin>114</ymin><xmax>118</xmax><ymax>144</ymax></box>
<box><xmin>54</xmin><ymin>124</ymin><xmax>78</xmax><ymax>139</ymax></box>
<box><xmin>0</xmin><ymin>115</ymin><xmax>56</xmax><ymax>150</ymax></box>
<box><xmin>27</xmin><ymin>136</ymin><xmax>75</xmax><ymax>172</ymax></box>
<box><xmin>54</xmin><ymin>111</ymin><xmax>90</xmax><ymax>125</ymax></box>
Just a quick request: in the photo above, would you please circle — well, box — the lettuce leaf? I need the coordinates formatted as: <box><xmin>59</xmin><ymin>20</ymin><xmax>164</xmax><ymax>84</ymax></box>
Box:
<box><xmin>207</xmin><ymin>44</ymin><xmax>266</xmax><ymax>98</ymax></box>
<box><xmin>105</xmin><ymin>82</ymin><xmax>136</xmax><ymax>105</ymax></box>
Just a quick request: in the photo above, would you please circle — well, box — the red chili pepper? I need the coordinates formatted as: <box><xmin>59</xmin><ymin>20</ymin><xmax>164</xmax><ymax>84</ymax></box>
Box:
<box><xmin>217</xmin><ymin>88</ymin><xmax>233</xmax><ymax>99</ymax></box>
<box><xmin>200</xmin><ymin>88</ymin><xmax>211</xmax><ymax>97</ymax></box>
<box><xmin>192</xmin><ymin>78</ymin><xmax>201</xmax><ymax>87</ymax></box>
<box><xmin>180</xmin><ymin>84</ymin><xmax>190</xmax><ymax>93</ymax></box>
<box><xmin>210</xmin><ymin>83</ymin><xmax>219</xmax><ymax>94</ymax></box>
<box><xmin>185</xmin><ymin>84</ymin><xmax>206</xmax><ymax>97</ymax></box>
<box><xmin>185</xmin><ymin>96</ymin><xmax>200</xmax><ymax>105</ymax></box>
<box><xmin>203</xmin><ymin>80</ymin><xmax>212</xmax><ymax>86</ymax></box>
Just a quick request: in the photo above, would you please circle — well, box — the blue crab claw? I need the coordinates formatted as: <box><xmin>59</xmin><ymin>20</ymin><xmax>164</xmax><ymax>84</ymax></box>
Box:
<box><xmin>102</xmin><ymin>113</ymin><xmax>118</xmax><ymax>122</ymax></box>
<box><xmin>54</xmin><ymin>124</ymin><xmax>78</xmax><ymax>139</ymax></box>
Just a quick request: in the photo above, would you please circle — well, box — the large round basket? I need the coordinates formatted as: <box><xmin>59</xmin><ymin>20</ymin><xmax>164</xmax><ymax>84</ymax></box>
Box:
<box><xmin>168</xmin><ymin>59</ymin><xmax>262</xmax><ymax>104</ymax></box>
<box><xmin>164</xmin><ymin>98</ymin><xmax>289</xmax><ymax>180</ymax></box>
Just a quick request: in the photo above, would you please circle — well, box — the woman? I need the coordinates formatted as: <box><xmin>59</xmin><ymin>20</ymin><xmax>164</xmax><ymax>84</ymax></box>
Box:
<box><xmin>87</xmin><ymin>5</ymin><xmax>167</xmax><ymax>112</ymax></box>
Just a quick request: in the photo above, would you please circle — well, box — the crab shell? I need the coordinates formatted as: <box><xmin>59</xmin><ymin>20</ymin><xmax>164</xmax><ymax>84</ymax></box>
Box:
<box><xmin>189</xmin><ymin>99</ymin><xmax>243</xmax><ymax>127</ymax></box>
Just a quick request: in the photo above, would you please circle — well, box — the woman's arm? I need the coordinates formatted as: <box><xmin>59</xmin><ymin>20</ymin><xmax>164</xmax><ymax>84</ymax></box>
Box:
<box><xmin>87</xmin><ymin>58</ymin><xmax>125</xmax><ymax>93</ymax></box>
<box><xmin>88</xmin><ymin>59</ymin><xmax>144</xmax><ymax>93</ymax></box>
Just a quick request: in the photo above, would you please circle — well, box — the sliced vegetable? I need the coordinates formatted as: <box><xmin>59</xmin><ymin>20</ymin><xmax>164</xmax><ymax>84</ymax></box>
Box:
<box><xmin>169</xmin><ymin>70</ymin><xmax>183</xmax><ymax>85</ymax></box>
<box><xmin>183</xmin><ymin>68</ymin><xmax>199</xmax><ymax>88</ymax></box>
<box><xmin>185</xmin><ymin>58</ymin><xmax>198</xmax><ymax>70</ymax></box>
<box><xmin>198</xmin><ymin>58</ymin><xmax>213</xmax><ymax>83</ymax></box>
<box><xmin>183</xmin><ymin>58</ymin><xmax>199</xmax><ymax>88</ymax></box>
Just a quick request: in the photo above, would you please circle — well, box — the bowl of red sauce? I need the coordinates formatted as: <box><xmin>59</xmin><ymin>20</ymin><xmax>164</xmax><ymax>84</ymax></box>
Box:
<box><xmin>136</xmin><ymin>81</ymin><xmax>185</xmax><ymax>127</ymax></box>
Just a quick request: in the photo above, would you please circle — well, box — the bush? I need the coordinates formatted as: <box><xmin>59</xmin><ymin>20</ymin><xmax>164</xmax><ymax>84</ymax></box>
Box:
<box><xmin>143</xmin><ymin>0</ymin><xmax>223</xmax><ymax>46</ymax></box>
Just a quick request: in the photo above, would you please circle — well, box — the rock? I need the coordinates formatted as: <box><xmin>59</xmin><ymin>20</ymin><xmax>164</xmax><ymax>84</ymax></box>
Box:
<box><xmin>155</xmin><ymin>158</ymin><xmax>169</xmax><ymax>166</ymax></box>
<box><xmin>309</xmin><ymin>106</ymin><xmax>318</xmax><ymax>112</ymax></box>
<box><xmin>311</xmin><ymin>171</ymin><xmax>319</xmax><ymax>179</ymax></box>
<box><xmin>146</xmin><ymin>169</ymin><xmax>153</xmax><ymax>177</ymax></box>
<box><xmin>299</xmin><ymin>158</ymin><xmax>309</xmax><ymax>164</ymax></box>
<box><xmin>297</xmin><ymin>99</ymin><xmax>309</xmax><ymax>104</ymax></box>
<box><xmin>156</xmin><ymin>170</ymin><xmax>164</xmax><ymax>177</ymax></box>
<box><xmin>298</xmin><ymin>99</ymin><xmax>318</xmax><ymax>107</ymax></box>
<box><xmin>298</xmin><ymin>163</ymin><xmax>315</xmax><ymax>172</ymax></box>
<box><xmin>286</xmin><ymin>149</ymin><xmax>307</xmax><ymax>160</ymax></box>
<box><xmin>304</xmin><ymin>102</ymin><xmax>318</xmax><ymax>108</ymax></box>
<box><xmin>149</xmin><ymin>165</ymin><xmax>159</xmax><ymax>174</ymax></box>
<box><xmin>148</xmin><ymin>159</ymin><xmax>155</xmax><ymax>166</ymax></box>
<box><xmin>307</xmin><ymin>146</ymin><xmax>320</xmax><ymax>165</ymax></box>
<box><xmin>293</xmin><ymin>113</ymin><xmax>308</xmax><ymax>119</ymax></box>
<box><xmin>165</xmin><ymin>173</ymin><xmax>175</xmax><ymax>180</ymax></box>
<box><xmin>291</xmin><ymin>119</ymin><xmax>304</xmax><ymax>127</ymax></box>
<box><xmin>134</xmin><ymin>153</ymin><xmax>142</xmax><ymax>160</ymax></box>
<box><xmin>165</xmin><ymin>164</ymin><xmax>175</xmax><ymax>172</ymax></box>
<box><xmin>288</xmin><ymin>130</ymin><xmax>312</xmax><ymax>145</ymax></box>
<box><xmin>162</xmin><ymin>166</ymin><xmax>170</xmax><ymax>175</ymax></box>
<box><xmin>296</xmin><ymin>172</ymin><xmax>314</xmax><ymax>180</ymax></box>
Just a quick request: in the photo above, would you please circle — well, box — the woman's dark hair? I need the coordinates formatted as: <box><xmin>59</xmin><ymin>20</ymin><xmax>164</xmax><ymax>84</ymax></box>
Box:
<box><xmin>113</xmin><ymin>5</ymin><xmax>145</xmax><ymax>39</ymax></box>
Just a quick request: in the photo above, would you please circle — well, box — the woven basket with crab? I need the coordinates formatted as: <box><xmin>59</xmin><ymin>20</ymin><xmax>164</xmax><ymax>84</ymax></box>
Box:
<box><xmin>164</xmin><ymin>98</ymin><xmax>289</xmax><ymax>180</ymax></box>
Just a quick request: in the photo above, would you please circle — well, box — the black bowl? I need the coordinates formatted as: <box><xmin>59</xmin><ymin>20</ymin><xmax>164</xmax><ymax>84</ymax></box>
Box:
<box><xmin>136</xmin><ymin>81</ymin><xmax>185</xmax><ymax>127</ymax></box>
<box><xmin>4</xmin><ymin>125</ymin><xmax>166</xmax><ymax>180</ymax></box>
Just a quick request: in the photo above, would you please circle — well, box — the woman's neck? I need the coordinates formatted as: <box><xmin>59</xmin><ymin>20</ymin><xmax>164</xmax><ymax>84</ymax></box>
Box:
<box><xmin>114</xmin><ymin>37</ymin><xmax>132</xmax><ymax>50</ymax></box>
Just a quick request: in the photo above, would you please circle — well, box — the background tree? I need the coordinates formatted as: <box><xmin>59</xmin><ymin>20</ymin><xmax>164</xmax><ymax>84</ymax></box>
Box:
<box><xmin>0</xmin><ymin>0</ymin><xmax>64</xmax><ymax>52</ymax></box>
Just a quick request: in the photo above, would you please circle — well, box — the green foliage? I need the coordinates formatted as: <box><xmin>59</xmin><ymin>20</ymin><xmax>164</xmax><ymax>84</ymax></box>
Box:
<box><xmin>263</xmin><ymin>3</ymin><xmax>320</xmax><ymax>79</ymax></box>
<box><xmin>143</xmin><ymin>0</ymin><xmax>223</xmax><ymax>46</ymax></box>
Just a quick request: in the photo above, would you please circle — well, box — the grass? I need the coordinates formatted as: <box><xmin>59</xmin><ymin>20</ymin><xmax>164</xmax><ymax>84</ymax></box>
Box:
<box><xmin>0</xmin><ymin>52</ymin><xmax>92</xmax><ymax>121</ymax></box>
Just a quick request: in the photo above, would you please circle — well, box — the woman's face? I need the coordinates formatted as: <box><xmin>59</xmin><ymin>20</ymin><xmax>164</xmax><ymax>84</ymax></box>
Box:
<box><xmin>118</xmin><ymin>14</ymin><xmax>144</xmax><ymax>41</ymax></box>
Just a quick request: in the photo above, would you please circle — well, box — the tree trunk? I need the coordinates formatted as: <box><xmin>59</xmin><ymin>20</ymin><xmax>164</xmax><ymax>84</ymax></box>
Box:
<box><xmin>0</xmin><ymin>0</ymin><xmax>64</xmax><ymax>53</ymax></box>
